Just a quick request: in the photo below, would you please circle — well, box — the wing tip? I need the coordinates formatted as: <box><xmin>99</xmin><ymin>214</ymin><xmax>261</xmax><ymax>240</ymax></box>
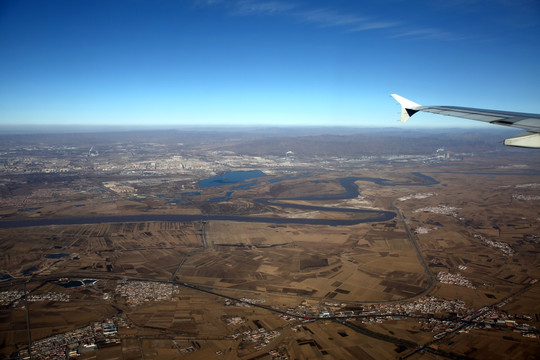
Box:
<box><xmin>391</xmin><ymin>94</ymin><xmax>421</xmax><ymax>122</ymax></box>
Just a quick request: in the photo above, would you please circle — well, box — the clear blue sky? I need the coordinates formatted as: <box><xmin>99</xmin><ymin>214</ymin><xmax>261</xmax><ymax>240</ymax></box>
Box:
<box><xmin>1</xmin><ymin>0</ymin><xmax>539</xmax><ymax>128</ymax></box>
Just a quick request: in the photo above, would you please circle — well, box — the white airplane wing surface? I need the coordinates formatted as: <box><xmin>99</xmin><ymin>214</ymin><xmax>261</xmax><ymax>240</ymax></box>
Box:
<box><xmin>391</xmin><ymin>94</ymin><xmax>540</xmax><ymax>148</ymax></box>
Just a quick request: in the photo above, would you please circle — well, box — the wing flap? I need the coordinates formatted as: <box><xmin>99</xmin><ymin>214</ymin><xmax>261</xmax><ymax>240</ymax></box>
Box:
<box><xmin>504</xmin><ymin>132</ymin><xmax>540</xmax><ymax>148</ymax></box>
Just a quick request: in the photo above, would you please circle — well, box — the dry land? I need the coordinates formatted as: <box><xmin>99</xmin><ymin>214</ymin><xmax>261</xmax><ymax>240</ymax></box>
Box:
<box><xmin>1</xmin><ymin>132</ymin><xmax>539</xmax><ymax>359</ymax></box>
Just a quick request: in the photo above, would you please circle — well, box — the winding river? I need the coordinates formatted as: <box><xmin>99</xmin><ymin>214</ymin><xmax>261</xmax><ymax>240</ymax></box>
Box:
<box><xmin>0</xmin><ymin>173</ymin><xmax>438</xmax><ymax>229</ymax></box>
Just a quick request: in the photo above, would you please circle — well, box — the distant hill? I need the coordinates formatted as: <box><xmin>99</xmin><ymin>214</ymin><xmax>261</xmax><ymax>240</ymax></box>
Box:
<box><xmin>216</xmin><ymin>129</ymin><xmax>524</xmax><ymax>156</ymax></box>
<box><xmin>0</xmin><ymin>127</ymin><xmax>526</xmax><ymax>156</ymax></box>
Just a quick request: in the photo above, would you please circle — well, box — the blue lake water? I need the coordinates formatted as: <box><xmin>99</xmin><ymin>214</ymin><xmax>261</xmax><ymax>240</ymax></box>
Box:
<box><xmin>44</xmin><ymin>253</ymin><xmax>70</xmax><ymax>259</ymax></box>
<box><xmin>198</xmin><ymin>170</ymin><xmax>266</xmax><ymax>188</ymax></box>
<box><xmin>18</xmin><ymin>207</ymin><xmax>39</xmax><ymax>212</ymax></box>
<box><xmin>22</xmin><ymin>266</ymin><xmax>37</xmax><ymax>276</ymax></box>
<box><xmin>182</xmin><ymin>192</ymin><xmax>201</xmax><ymax>197</ymax></box>
<box><xmin>0</xmin><ymin>273</ymin><xmax>13</xmax><ymax>281</ymax></box>
<box><xmin>61</xmin><ymin>280</ymin><xmax>83</xmax><ymax>288</ymax></box>
<box><xmin>60</xmin><ymin>279</ymin><xmax>96</xmax><ymax>288</ymax></box>
<box><xmin>210</xmin><ymin>191</ymin><xmax>234</xmax><ymax>202</ymax></box>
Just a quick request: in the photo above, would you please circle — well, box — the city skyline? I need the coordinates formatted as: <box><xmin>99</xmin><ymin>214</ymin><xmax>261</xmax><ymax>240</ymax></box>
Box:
<box><xmin>1</xmin><ymin>0</ymin><xmax>539</xmax><ymax>129</ymax></box>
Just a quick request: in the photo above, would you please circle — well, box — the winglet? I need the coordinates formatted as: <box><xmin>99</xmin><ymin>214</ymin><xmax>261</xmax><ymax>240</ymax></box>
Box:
<box><xmin>391</xmin><ymin>94</ymin><xmax>422</xmax><ymax>122</ymax></box>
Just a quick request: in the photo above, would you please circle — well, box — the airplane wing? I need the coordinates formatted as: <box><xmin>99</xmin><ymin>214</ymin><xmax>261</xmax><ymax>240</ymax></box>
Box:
<box><xmin>391</xmin><ymin>94</ymin><xmax>540</xmax><ymax>148</ymax></box>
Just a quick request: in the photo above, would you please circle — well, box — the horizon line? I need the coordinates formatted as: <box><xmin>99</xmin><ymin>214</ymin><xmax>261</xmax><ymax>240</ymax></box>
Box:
<box><xmin>0</xmin><ymin>124</ymin><xmax>520</xmax><ymax>135</ymax></box>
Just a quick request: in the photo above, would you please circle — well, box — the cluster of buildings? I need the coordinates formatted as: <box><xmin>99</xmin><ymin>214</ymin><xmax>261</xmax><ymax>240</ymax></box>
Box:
<box><xmin>0</xmin><ymin>155</ymin><xmax>72</xmax><ymax>174</ymax></box>
<box><xmin>512</xmin><ymin>194</ymin><xmax>540</xmax><ymax>201</ymax></box>
<box><xmin>473</xmin><ymin>308</ymin><xmax>537</xmax><ymax>336</ymax></box>
<box><xmin>0</xmin><ymin>289</ymin><xmax>25</xmax><ymax>305</ymax></box>
<box><xmin>277</xmin><ymin>296</ymin><xmax>474</xmax><ymax>322</ymax></box>
<box><xmin>474</xmin><ymin>234</ymin><xmax>515</xmax><ymax>256</ymax></box>
<box><xmin>363</xmin><ymin>296</ymin><xmax>471</xmax><ymax>317</ymax></box>
<box><xmin>224</xmin><ymin>297</ymin><xmax>266</xmax><ymax>307</ymax></box>
<box><xmin>0</xmin><ymin>290</ymin><xmax>70</xmax><ymax>306</ymax></box>
<box><xmin>512</xmin><ymin>183</ymin><xmax>540</xmax><ymax>201</ymax></box>
<box><xmin>515</xmin><ymin>183</ymin><xmax>540</xmax><ymax>189</ymax></box>
<box><xmin>279</xmin><ymin>313</ymin><xmax>300</xmax><ymax>321</ymax></box>
<box><xmin>437</xmin><ymin>271</ymin><xmax>476</xmax><ymax>289</ymax></box>
<box><xmin>21</xmin><ymin>317</ymin><xmax>124</xmax><ymax>360</ymax></box>
<box><xmin>225</xmin><ymin>316</ymin><xmax>246</xmax><ymax>325</ymax></box>
<box><xmin>419</xmin><ymin>317</ymin><xmax>463</xmax><ymax>337</ymax></box>
<box><xmin>419</xmin><ymin>308</ymin><xmax>537</xmax><ymax>339</ymax></box>
<box><xmin>268</xmin><ymin>348</ymin><xmax>289</xmax><ymax>360</ymax></box>
<box><xmin>232</xmin><ymin>327</ymin><xmax>281</xmax><ymax>352</ymax></box>
<box><xmin>414</xmin><ymin>205</ymin><xmax>460</xmax><ymax>217</ymax></box>
<box><xmin>0</xmin><ymin>145</ymin><xmax>292</xmax><ymax>177</ymax></box>
<box><xmin>415</xmin><ymin>226</ymin><xmax>436</xmax><ymax>234</ymax></box>
<box><xmin>337</xmin><ymin>296</ymin><xmax>537</xmax><ymax>339</ymax></box>
<box><xmin>0</xmin><ymin>139</ymin><xmax>459</xmax><ymax>185</ymax></box>
<box><xmin>114</xmin><ymin>280</ymin><xmax>179</xmax><ymax>307</ymax></box>
<box><xmin>26</xmin><ymin>291</ymin><xmax>70</xmax><ymax>303</ymax></box>
<box><xmin>397</xmin><ymin>192</ymin><xmax>436</xmax><ymax>202</ymax></box>
<box><xmin>240</xmin><ymin>297</ymin><xmax>266</xmax><ymax>304</ymax></box>
<box><xmin>275</xmin><ymin>294</ymin><xmax>537</xmax><ymax>340</ymax></box>
<box><xmin>102</xmin><ymin>182</ymin><xmax>136</xmax><ymax>194</ymax></box>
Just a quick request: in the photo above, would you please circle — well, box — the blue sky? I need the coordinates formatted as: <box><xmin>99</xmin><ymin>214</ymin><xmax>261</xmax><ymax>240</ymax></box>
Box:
<box><xmin>0</xmin><ymin>0</ymin><xmax>539</xmax><ymax>129</ymax></box>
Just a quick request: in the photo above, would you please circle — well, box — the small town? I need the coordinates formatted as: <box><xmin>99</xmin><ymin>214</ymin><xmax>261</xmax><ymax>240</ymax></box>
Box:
<box><xmin>2</xmin><ymin>275</ymin><xmax>538</xmax><ymax>358</ymax></box>
<box><xmin>114</xmin><ymin>280</ymin><xmax>180</xmax><ymax>307</ymax></box>
<box><xmin>436</xmin><ymin>272</ymin><xmax>476</xmax><ymax>289</ymax></box>
<box><xmin>18</xmin><ymin>317</ymin><xmax>125</xmax><ymax>360</ymax></box>
<box><xmin>474</xmin><ymin>234</ymin><xmax>515</xmax><ymax>256</ymax></box>
<box><xmin>0</xmin><ymin>290</ymin><xmax>70</xmax><ymax>306</ymax></box>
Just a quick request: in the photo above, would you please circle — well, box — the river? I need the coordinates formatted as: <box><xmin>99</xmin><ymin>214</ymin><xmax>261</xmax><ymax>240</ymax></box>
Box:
<box><xmin>0</xmin><ymin>173</ymin><xmax>439</xmax><ymax>229</ymax></box>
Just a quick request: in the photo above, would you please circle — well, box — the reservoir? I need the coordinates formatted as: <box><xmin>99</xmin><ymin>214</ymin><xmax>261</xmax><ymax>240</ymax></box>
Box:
<box><xmin>60</xmin><ymin>279</ymin><xmax>97</xmax><ymax>288</ymax></box>
<box><xmin>198</xmin><ymin>170</ymin><xmax>266</xmax><ymax>188</ymax></box>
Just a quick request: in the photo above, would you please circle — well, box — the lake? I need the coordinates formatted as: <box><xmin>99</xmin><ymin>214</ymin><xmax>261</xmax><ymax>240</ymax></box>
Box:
<box><xmin>198</xmin><ymin>170</ymin><xmax>266</xmax><ymax>188</ymax></box>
